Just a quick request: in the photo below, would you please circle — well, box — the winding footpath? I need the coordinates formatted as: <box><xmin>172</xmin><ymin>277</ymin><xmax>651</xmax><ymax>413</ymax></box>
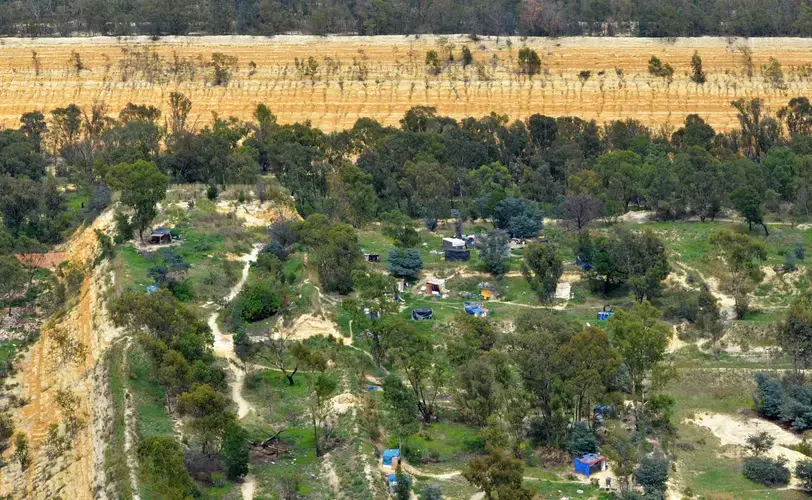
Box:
<box><xmin>210</xmin><ymin>245</ymin><xmax>262</xmax><ymax>500</ymax></box>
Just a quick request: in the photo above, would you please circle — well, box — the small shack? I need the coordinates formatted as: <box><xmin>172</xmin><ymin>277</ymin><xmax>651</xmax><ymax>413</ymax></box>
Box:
<box><xmin>442</xmin><ymin>237</ymin><xmax>466</xmax><ymax>251</ymax></box>
<box><xmin>576</xmin><ymin>255</ymin><xmax>594</xmax><ymax>271</ymax></box>
<box><xmin>464</xmin><ymin>301</ymin><xmax>488</xmax><ymax>317</ymax></box>
<box><xmin>411</xmin><ymin>308</ymin><xmax>433</xmax><ymax>321</ymax></box>
<box><xmin>480</xmin><ymin>283</ymin><xmax>498</xmax><ymax>300</ymax></box>
<box><xmin>445</xmin><ymin>248</ymin><xmax>470</xmax><ymax>261</ymax></box>
<box><xmin>387</xmin><ymin>473</ymin><xmax>398</xmax><ymax>494</ymax></box>
<box><xmin>364</xmin><ymin>253</ymin><xmax>380</xmax><ymax>263</ymax></box>
<box><xmin>425</xmin><ymin>278</ymin><xmax>445</xmax><ymax>296</ymax></box>
<box><xmin>148</xmin><ymin>228</ymin><xmax>172</xmax><ymax>245</ymax></box>
<box><xmin>382</xmin><ymin>449</ymin><xmax>400</xmax><ymax>468</ymax></box>
<box><xmin>574</xmin><ymin>453</ymin><xmax>606</xmax><ymax>477</ymax></box>
<box><xmin>597</xmin><ymin>305</ymin><xmax>615</xmax><ymax>321</ymax></box>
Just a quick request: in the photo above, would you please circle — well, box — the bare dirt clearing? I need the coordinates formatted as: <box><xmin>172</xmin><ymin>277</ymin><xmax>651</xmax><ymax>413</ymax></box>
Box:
<box><xmin>2</xmin><ymin>35</ymin><xmax>812</xmax><ymax>131</ymax></box>
<box><xmin>691</xmin><ymin>412</ymin><xmax>807</xmax><ymax>486</ymax></box>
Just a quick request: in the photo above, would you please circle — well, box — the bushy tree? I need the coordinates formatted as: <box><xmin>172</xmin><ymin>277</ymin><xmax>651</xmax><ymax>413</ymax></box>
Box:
<box><xmin>221</xmin><ymin>421</ymin><xmax>249</xmax><ymax>479</ymax></box>
<box><xmin>463</xmin><ymin>449</ymin><xmax>533</xmax><ymax>500</ymax></box>
<box><xmin>478</xmin><ymin>230</ymin><xmax>509</xmax><ymax>276</ymax></box>
<box><xmin>387</xmin><ymin>248</ymin><xmax>423</xmax><ymax>281</ymax></box>
<box><xmin>754</xmin><ymin>373</ymin><xmax>784</xmax><ymax>419</ymax></box>
<box><xmin>382</xmin><ymin>374</ymin><xmax>420</xmax><ymax>450</ymax></box>
<box><xmin>176</xmin><ymin>383</ymin><xmax>233</xmax><ymax>454</ymax></box>
<box><xmin>567</xmin><ymin>422</ymin><xmax>597</xmax><ymax>457</ymax></box>
<box><xmin>608</xmin><ymin>302</ymin><xmax>671</xmax><ymax>424</ymax></box>
<box><xmin>493</xmin><ymin>198</ymin><xmax>542</xmax><ymax>238</ymax></box>
<box><xmin>381</xmin><ymin>210</ymin><xmax>420</xmax><ymax>247</ymax></box>
<box><xmin>746</xmin><ymin>431</ymin><xmax>775</xmax><ymax>456</ymax></box>
<box><xmin>107</xmin><ymin>159</ymin><xmax>168</xmax><ymax>241</ymax></box>
<box><xmin>522</xmin><ymin>242</ymin><xmax>563</xmax><ymax>302</ymax></box>
<box><xmin>796</xmin><ymin>459</ymin><xmax>812</xmax><ymax>491</ymax></box>
<box><xmin>778</xmin><ymin>293</ymin><xmax>812</xmax><ymax>372</ymax></box>
<box><xmin>690</xmin><ymin>51</ymin><xmax>706</xmax><ymax>84</ymax></box>
<box><xmin>395</xmin><ymin>467</ymin><xmax>412</xmax><ymax>500</ymax></box>
<box><xmin>709</xmin><ymin>230</ymin><xmax>767</xmax><ymax>318</ymax></box>
<box><xmin>731</xmin><ymin>186</ymin><xmax>769</xmax><ymax>236</ymax></box>
<box><xmin>634</xmin><ymin>455</ymin><xmax>670</xmax><ymax>497</ymax></box>
<box><xmin>233</xmin><ymin>280</ymin><xmax>281</xmax><ymax>322</ymax></box>
<box><xmin>138</xmin><ymin>435</ymin><xmax>198</xmax><ymax>498</ymax></box>
<box><xmin>591</xmin><ymin>229</ymin><xmax>668</xmax><ymax>299</ymax></box>
<box><xmin>743</xmin><ymin>456</ymin><xmax>790</xmax><ymax>486</ymax></box>
<box><xmin>517</xmin><ymin>47</ymin><xmax>541</xmax><ymax>77</ymax></box>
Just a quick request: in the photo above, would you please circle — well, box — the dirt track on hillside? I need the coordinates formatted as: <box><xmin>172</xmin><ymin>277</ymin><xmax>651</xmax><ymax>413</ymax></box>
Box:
<box><xmin>2</xmin><ymin>35</ymin><xmax>812</xmax><ymax>131</ymax></box>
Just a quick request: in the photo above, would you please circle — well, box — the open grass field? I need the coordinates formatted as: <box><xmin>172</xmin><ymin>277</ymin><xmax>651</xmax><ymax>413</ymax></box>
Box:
<box><xmin>3</xmin><ymin>35</ymin><xmax>812</xmax><ymax>132</ymax></box>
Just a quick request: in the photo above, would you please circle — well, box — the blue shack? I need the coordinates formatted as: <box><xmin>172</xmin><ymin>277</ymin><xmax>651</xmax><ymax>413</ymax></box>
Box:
<box><xmin>382</xmin><ymin>449</ymin><xmax>400</xmax><ymax>467</ymax></box>
<box><xmin>464</xmin><ymin>302</ymin><xmax>488</xmax><ymax>317</ymax></box>
<box><xmin>574</xmin><ymin>453</ymin><xmax>606</xmax><ymax>477</ymax></box>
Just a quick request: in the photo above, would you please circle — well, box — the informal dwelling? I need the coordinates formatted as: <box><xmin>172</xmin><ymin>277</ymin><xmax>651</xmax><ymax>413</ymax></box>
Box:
<box><xmin>480</xmin><ymin>283</ymin><xmax>498</xmax><ymax>300</ymax></box>
<box><xmin>442</xmin><ymin>237</ymin><xmax>466</xmax><ymax>251</ymax></box>
<box><xmin>364</xmin><ymin>253</ymin><xmax>380</xmax><ymax>263</ymax></box>
<box><xmin>597</xmin><ymin>305</ymin><xmax>615</xmax><ymax>321</ymax></box>
<box><xmin>411</xmin><ymin>308</ymin><xmax>433</xmax><ymax>320</ymax></box>
<box><xmin>445</xmin><ymin>248</ymin><xmax>470</xmax><ymax>261</ymax></box>
<box><xmin>148</xmin><ymin>228</ymin><xmax>172</xmax><ymax>244</ymax></box>
<box><xmin>574</xmin><ymin>453</ymin><xmax>606</xmax><ymax>477</ymax></box>
<box><xmin>425</xmin><ymin>278</ymin><xmax>445</xmax><ymax>296</ymax></box>
<box><xmin>464</xmin><ymin>301</ymin><xmax>488</xmax><ymax>317</ymax></box>
<box><xmin>382</xmin><ymin>449</ymin><xmax>400</xmax><ymax>468</ymax></box>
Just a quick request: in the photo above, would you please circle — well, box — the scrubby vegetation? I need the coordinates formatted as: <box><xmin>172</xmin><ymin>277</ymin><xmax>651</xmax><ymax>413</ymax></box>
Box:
<box><xmin>5</xmin><ymin>0</ymin><xmax>812</xmax><ymax>37</ymax></box>
<box><xmin>2</xmin><ymin>84</ymin><xmax>812</xmax><ymax>499</ymax></box>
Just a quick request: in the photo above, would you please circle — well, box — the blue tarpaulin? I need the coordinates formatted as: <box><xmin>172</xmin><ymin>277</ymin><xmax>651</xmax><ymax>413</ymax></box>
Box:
<box><xmin>464</xmin><ymin>302</ymin><xmax>488</xmax><ymax>317</ymax></box>
<box><xmin>597</xmin><ymin>311</ymin><xmax>614</xmax><ymax>321</ymax></box>
<box><xmin>382</xmin><ymin>449</ymin><xmax>400</xmax><ymax>466</ymax></box>
<box><xmin>574</xmin><ymin>453</ymin><xmax>605</xmax><ymax>477</ymax></box>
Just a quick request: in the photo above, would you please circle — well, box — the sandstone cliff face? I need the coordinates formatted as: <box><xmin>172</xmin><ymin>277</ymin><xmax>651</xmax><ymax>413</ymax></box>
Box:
<box><xmin>1</xmin><ymin>35</ymin><xmax>810</xmax><ymax>132</ymax></box>
<box><xmin>0</xmin><ymin>210</ymin><xmax>122</xmax><ymax>499</ymax></box>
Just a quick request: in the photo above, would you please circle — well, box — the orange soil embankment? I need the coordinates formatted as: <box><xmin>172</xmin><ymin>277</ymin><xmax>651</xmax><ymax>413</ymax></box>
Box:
<box><xmin>1</xmin><ymin>35</ymin><xmax>812</xmax><ymax>132</ymax></box>
<box><xmin>0</xmin><ymin>211</ymin><xmax>117</xmax><ymax>499</ymax></box>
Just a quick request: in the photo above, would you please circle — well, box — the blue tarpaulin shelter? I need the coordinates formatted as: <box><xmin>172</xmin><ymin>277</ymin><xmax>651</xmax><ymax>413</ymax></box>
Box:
<box><xmin>574</xmin><ymin>453</ymin><xmax>605</xmax><ymax>477</ymax></box>
<box><xmin>382</xmin><ymin>449</ymin><xmax>400</xmax><ymax>466</ymax></box>
<box><xmin>597</xmin><ymin>311</ymin><xmax>614</xmax><ymax>320</ymax></box>
<box><xmin>464</xmin><ymin>302</ymin><xmax>488</xmax><ymax>317</ymax></box>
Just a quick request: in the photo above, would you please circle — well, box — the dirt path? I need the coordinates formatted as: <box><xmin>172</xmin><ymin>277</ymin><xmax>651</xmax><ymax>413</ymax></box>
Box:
<box><xmin>209</xmin><ymin>245</ymin><xmax>262</xmax><ymax>500</ymax></box>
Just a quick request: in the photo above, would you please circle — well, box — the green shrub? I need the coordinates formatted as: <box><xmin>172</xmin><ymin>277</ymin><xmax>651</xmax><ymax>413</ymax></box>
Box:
<box><xmin>742</xmin><ymin>456</ymin><xmax>790</xmax><ymax>485</ymax></box>
<box><xmin>796</xmin><ymin>459</ymin><xmax>812</xmax><ymax>490</ymax></box>
<box><xmin>567</xmin><ymin>422</ymin><xmax>597</xmax><ymax>457</ymax></box>
<box><xmin>233</xmin><ymin>280</ymin><xmax>281</xmax><ymax>322</ymax></box>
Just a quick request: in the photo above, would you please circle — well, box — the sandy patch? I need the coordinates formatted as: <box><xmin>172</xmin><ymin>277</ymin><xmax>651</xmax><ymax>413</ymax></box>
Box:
<box><xmin>330</xmin><ymin>393</ymin><xmax>359</xmax><ymax>414</ymax></box>
<box><xmin>216</xmin><ymin>200</ymin><xmax>299</xmax><ymax>227</ymax></box>
<box><xmin>282</xmin><ymin>313</ymin><xmax>342</xmax><ymax>342</ymax></box>
<box><xmin>691</xmin><ymin>412</ymin><xmax>806</xmax><ymax>486</ymax></box>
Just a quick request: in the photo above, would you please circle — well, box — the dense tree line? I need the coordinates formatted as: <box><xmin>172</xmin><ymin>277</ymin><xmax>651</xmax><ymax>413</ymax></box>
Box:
<box><xmin>6</xmin><ymin>0</ymin><xmax>812</xmax><ymax>38</ymax></box>
<box><xmin>4</xmin><ymin>94</ymin><xmax>812</xmax><ymax>264</ymax></box>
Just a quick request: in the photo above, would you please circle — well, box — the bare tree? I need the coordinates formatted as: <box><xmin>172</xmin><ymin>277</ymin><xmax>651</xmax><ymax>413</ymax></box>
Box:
<box><xmin>167</xmin><ymin>92</ymin><xmax>192</xmax><ymax>139</ymax></box>
<box><xmin>563</xmin><ymin>195</ymin><xmax>605</xmax><ymax>235</ymax></box>
<box><xmin>256</xmin><ymin>328</ymin><xmax>299</xmax><ymax>386</ymax></box>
